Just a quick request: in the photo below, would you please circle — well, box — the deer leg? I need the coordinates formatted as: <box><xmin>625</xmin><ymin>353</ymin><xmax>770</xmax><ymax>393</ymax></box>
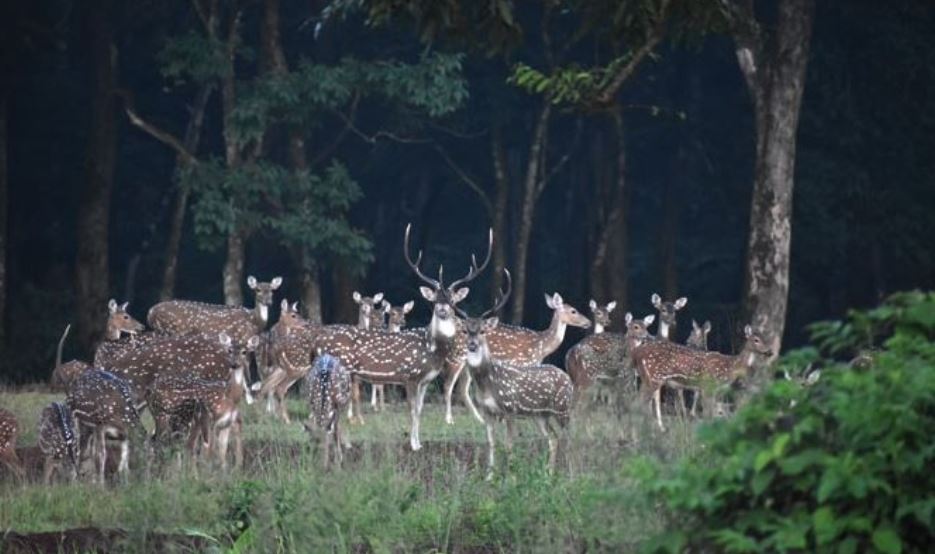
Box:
<box><xmin>0</xmin><ymin>448</ymin><xmax>25</xmax><ymax>481</ymax></box>
<box><xmin>96</xmin><ymin>427</ymin><xmax>107</xmax><ymax>484</ymax></box>
<box><xmin>443</xmin><ymin>360</ymin><xmax>462</xmax><ymax>425</ymax></box>
<box><xmin>459</xmin><ymin>370</ymin><xmax>485</xmax><ymax>424</ymax></box>
<box><xmin>406</xmin><ymin>382</ymin><xmax>422</xmax><ymax>451</ymax></box>
<box><xmin>504</xmin><ymin>418</ymin><xmax>515</xmax><ymax>452</ymax></box>
<box><xmin>117</xmin><ymin>436</ymin><xmax>130</xmax><ymax>478</ymax></box>
<box><xmin>485</xmin><ymin>422</ymin><xmax>496</xmax><ymax>480</ymax></box>
<box><xmin>216</xmin><ymin>425</ymin><xmax>231</xmax><ymax>471</ymax></box>
<box><xmin>653</xmin><ymin>388</ymin><xmax>666</xmax><ymax>432</ymax></box>
<box><xmin>689</xmin><ymin>389</ymin><xmax>700</xmax><ymax>417</ymax></box>
<box><xmin>233</xmin><ymin>413</ymin><xmax>243</xmax><ymax>471</ymax></box>
<box><xmin>536</xmin><ymin>418</ymin><xmax>557</xmax><ymax>472</ymax></box>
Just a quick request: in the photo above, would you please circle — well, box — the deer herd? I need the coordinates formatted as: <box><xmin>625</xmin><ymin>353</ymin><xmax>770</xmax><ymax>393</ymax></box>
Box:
<box><xmin>0</xmin><ymin>225</ymin><xmax>776</xmax><ymax>483</ymax></box>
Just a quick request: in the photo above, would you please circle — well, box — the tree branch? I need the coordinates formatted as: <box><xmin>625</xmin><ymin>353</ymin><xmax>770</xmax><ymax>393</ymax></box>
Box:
<box><xmin>536</xmin><ymin>117</ymin><xmax>582</xmax><ymax>198</ymax></box>
<box><xmin>332</xmin><ymin>107</ymin><xmax>431</xmax><ymax>144</ymax></box>
<box><xmin>311</xmin><ymin>93</ymin><xmax>359</xmax><ymax>167</ymax></box>
<box><xmin>433</xmin><ymin>143</ymin><xmax>494</xmax><ymax>218</ymax></box>
<box><xmin>117</xmin><ymin>89</ymin><xmax>199</xmax><ymax>166</ymax></box>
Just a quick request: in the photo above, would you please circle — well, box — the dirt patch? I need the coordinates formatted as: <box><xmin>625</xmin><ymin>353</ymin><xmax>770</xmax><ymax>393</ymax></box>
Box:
<box><xmin>0</xmin><ymin>527</ymin><xmax>213</xmax><ymax>553</ymax></box>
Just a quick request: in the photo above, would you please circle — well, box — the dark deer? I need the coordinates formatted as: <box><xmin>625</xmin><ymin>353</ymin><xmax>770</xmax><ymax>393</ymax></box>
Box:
<box><xmin>0</xmin><ymin>408</ymin><xmax>25</xmax><ymax>480</ymax></box>
<box><xmin>458</xmin><ymin>270</ymin><xmax>572</xmax><ymax>476</ymax></box>
<box><xmin>445</xmin><ymin>291</ymin><xmax>591</xmax><ymax>425</ymax></box>
<box><xmin>66</xmin><ymin>369</ymin><xmax>148</xmax><ymax>482</ymax></box>
<box><xmin>630</xmin><ymin>325</ymin><xmax>773</xmax><ymax>431</ymax></box>
<box><xmin>37</xmin><ymin>401</ymin><xmax>80</xmax><ymax>483</ymax></box>
<box><xmin>303</xmin><ymin>353</ymin><xmax>351</xmax><ymax>469</ymax></box>
<box><xmin>686</xmin><ymin>320</ymin><xmax>712</xmax><ymax>350</ymax></box>
<box><xmin>313</xmin><ymin>224</ymin><xmax>491</xmax><ymax>451</ymax></box>
<box><xmin>369</xmin><ymin>299</ymin><xmax>415</xmax><ymax>412</ymax></box>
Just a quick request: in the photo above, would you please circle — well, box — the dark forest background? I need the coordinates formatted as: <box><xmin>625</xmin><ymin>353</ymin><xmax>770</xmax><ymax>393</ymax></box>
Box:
<box><xmin>1</xmin><ymin>0</ymin><xmax>933</xmax><ymax>382</ymax></box>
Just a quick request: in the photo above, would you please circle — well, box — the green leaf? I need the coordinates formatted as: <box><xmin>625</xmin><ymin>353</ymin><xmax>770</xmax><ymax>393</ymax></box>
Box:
<box><xmin>813</xmin><ymin>507</ymin><xmax>838</xmax><ymax>545</ymax></box>
<box><xmin>872</xmin><ymin>527</ymin><xmax>902</xmax><ymax>554</ymax></box>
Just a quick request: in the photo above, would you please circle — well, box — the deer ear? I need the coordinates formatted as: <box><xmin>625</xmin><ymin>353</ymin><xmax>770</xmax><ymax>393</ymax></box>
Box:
<box><xmin>692</xmin><ymin>319</ymin><xmax>700</xmax><ymax>331</ymax></box>
<box><xmin>270</xmin><ymin>277</ymin><xmax>283</xmax><ymax>289</ymax></box>
<box><xmin>108</xmin><ymin>299</ymin><xmax>118</xmax><ymax>313</ymax></box>
<box><xmin>451</xmin><ymin>287</ymin><xmax>470</xmax><ymax>304</ymax></box>
<box><xmin>120</xmin><ymin>301</ymin><xmax>129</xmax><ymax>311</ymax></box>
<box><xmin>674</xmin><ymin>297</ymin><xmax>688</xmax><ymax>309</ymax></box>
<box><xmin>589</xmin><ymin>299</ymin><xmax>597</xmax><ymax>311</ymax></box>
<box><xmin>651</xmin><ymin>293</ymin><xmax>662</xmax><ymax>308</ymax></box>
<box><xmin>219</xmin><ymin>333</ymin><xmax>232</xmax><ymax>347</ymax></box>
<box><xmin>624</xmin><ymin>312</ymin><xmax>633</xmax><ymax>325</ymax></box>
<box><xmin>552</xmin><ymin>293</ymin><xmax>564</xmax><ymax>306</ymax></box>
<box><xmin>607</xmin><ymin>301</ymin><xmax>617</xmax><ymax>312</ymax></box>
<box><xmin>292</xmin><ymin>302</ymin><xmax>299</xmax><ymax>312</ymax></box>
<box><xmin>643</xmin><ymin>314</ymin><xmax>656</xmax><ymax>326</ymax></box>
<box><xmin>247</xmin><ymin>276</ymin><xmax>258</xmax><ymax>289</ymax></box>
<box><xmin>806</xmin><ymin>369</ymin><xmax>822</xmax><ymax>385</ymax></box>
<box><xmin>352</xmin><ymin>291</ymin><xmax>362</xmax><ymax>304</ymax></box>
<box><xmin>247</xmin><ymin>335</ymin><xmax>260</xmax><ymax>350</ymax></box>
<box><xmin>419</xmin><ymin>287</ymin><xmax>436</xmax><ymax>302</ymax></box>
<box><xmin>380</xmin><ymin>300</ymin><xmax>390</xmax><ymax>312</ymax></box>
<box><xmin>744</xmin><ymin>325</ymin><xmax>753</xmax><ymax>338</ymax></box>
<box><xmin>281</xmin><ymin>299</ymin><xmax>289</xmax><ymax>312</ymax></box>
<box><xmin>703</xmin><ymin>321</ymin><xmax>712</xmax><ymax>333</ymax></box>
<box><xmin>484</xmin><ymin>317</ymin><xmax>500</xmax><ymax>330</ymax></box>
<box><xmin>373</xmin><ymin>292</ymin><xmax>384</xmax><ymax>304</ymax></box>
<box><xmin>403</xmin><ymin>300</ymin><xmax>415</xmax><ymax>314</ymax></box>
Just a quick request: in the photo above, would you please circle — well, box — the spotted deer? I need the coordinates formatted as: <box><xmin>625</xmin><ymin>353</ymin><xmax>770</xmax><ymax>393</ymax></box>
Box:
<box><xmin>630</xmin><ymin>324</ymin><xmax>773</xmax><ymax>431</ymax></box>
<box><xmin>66</xmin><ymin>369</ymin><xmax>148</xmax><ymax>482</ymax></box>
<box><xmin>148</xmin><ymin>276</ymin><xmax>281</xmax><ymax>371</ymax></box>
<box><xmin>313</xmin><ymin>224</ymin><xmax>491</xmax><ymax>451</ymax></box>
<box><xmin>303</xmin><ymin>353</ymin><xmax>352</xmax><ymax>468</ymax></box>
<box><xmin>347</xmin><ymin>291</ymin><xmax>385</xmax><ymax>424</ymax></box>
<box><xmin>445</xmin><ymin>291</ymin><xmax>591</xmax><ymax>425</ymax></box>
<box><xmin>37</xmin><ymin>402</ymin><xmax>80</xmax><ymax>483</ymax></box>
<box><xmin>458</xmin><ymin>270</ymin><xmax>572</xmax><ymax>476</ymax></box>
<box><xmin>686</xmin><ymin>320</ymin><xmax>712</xmax><ymax>350</ymax></box>
<box><xmin>148</xmin><ymin>334</ymin><xmax>259</xmax><ymax>470</ymax></box>
<box><xmin>369</xmin><ymin>299</ymin><xmax>415</xmax><ymax>412</ymax></box>
<box><xmin>257</xmin><ymin>301</ymin><xmax>318</xmax><ymax>423</ymax></box>
<box><xmin>93</xmin><ymin>299</ymin><xmax>151</xmax><ymax>368</ymax></box>
<box><xmin>0</xmin><ymin>408</ymin><xmax>25</xmax><ymax>480</ymax></box>
<box><xmin>564</xmin><ymin>300</ymin><xmax>629</xmax><ymax>405</ymax></box>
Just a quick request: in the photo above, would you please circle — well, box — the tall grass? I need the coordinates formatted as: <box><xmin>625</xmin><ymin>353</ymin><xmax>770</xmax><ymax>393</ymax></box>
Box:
<box><xmin>0</xmin><ymin>389</ymin><xmax>700</xmax><ymax>552</ymax></box>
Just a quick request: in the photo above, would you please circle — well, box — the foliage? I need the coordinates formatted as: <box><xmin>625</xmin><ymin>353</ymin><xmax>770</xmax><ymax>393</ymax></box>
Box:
<box><xmin>637</xmin><ymin>291</ymin><xmax>935</xmax><ymax>553</ymax></box>
<box><xmin>156</xmin><ymin>31</ymin><xmax>231</xmax><ymax>85</ymax></box>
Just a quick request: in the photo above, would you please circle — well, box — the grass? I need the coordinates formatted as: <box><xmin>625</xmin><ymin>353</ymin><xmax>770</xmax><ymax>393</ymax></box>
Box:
<box><xmin>0</xmin><ymin>385</ymin><xmax>702</xmax><ymax>553</ymax></box>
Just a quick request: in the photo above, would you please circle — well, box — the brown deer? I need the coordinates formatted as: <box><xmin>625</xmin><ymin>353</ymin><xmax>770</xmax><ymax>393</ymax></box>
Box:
<box><xmin>347</xmin><ymin>292</ymin><xmax>385</xmax><ymax>424</ymax></box>
<box><xmin>93</xmin><ymin>299</ymin><xmax>151</xmax><ymax>367</ymax></box>
<box><xmin>458</xmin><ymin>270</ymin><xmax>572</xmax><ymax>476</ymax></box>
<box><xmin>303</xmin><ymin>353</ymin><xmax>352</xmax><ymax>469</ymax></box>
<box><xmin>564</xmin><ymin>300</ymin><xmax>629</xmax><ymax>405</ymax></box>
<box><xmin>313</xmin><ymin>223</ymin><xmax>491</xmax><ymax>451</ymax></box>
<box><xmin>37</xmin><ymin>401</ymin><xmax>81</xmax><ymax>483</ymax></box>
<box><xmin>369</xmin><ymin>299</ymin><xmax>415</xmax><ymax>412</ymax></box>
<box><xmin>66</xmin><ymin>369</ymin><xmax>148</xmax><ymax>482</ymax></box>
<box><xmin>148</xmin><ymin>334</ymin><xmax>259</xmax><ymax>470</ymax></box>
<box><xmin>0</xmin><ymin>408</ymin><xmax>25</xmax><ymax>480</ymax></box>
<box><xmin>445</xmin><ymin>291</ymin><xmax>591</xmax><ymax>425</ymax></box>
<box><xmin>651</xmin><ymin>293</ymin><xmax>687</xmax><ymax>340</ymax></box>
<box><xmin>686</xmin><ymin>320</ymin><xmax>712</xmax><ymax>350</ymax></box>
<box><xmin>630</xmin><ymin>324</ymin><xmax>773</xmax><ymax>431</ymax></box>
<box><xmin>257</xmin><ymin>301</ymin><xmax>318</xmax><ymax>423</ymax></box>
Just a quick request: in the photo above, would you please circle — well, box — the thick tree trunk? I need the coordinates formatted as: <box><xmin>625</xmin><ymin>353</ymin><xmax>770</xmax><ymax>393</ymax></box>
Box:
<box><xmin>658</xmin><ymin>156</ymin><xmax>679</xmax><ymax>300</ymax></box>
<box><xmin>223</xmin><ymin>230</ymin><xmax>245</xmax><ymax>306</ymax></box>
<box><xmin>734</xmin><ymin>0</ymin><xmax>814</xmax><ymax>355</ymax></box>
<box><xmin>331</xmin><ymin>262</ymin><xmax>358</xmax><ymax>325</ymax></box>
<box><xmin>490</xmin><ymin>127</ymin><xmax>510</xmax><ymax>302</ymax></box>
<box><xmin>160</xmin><ymin>85</ymin><xmax>213</xmax><ymax>300</ymax></box>
<box><xmin>510</xmin><ymin>104</ymin><xmax>551</xmax><ymax>324</ymax></box>
<box><xmin>300</xmin><ymin>255</ymin><xmax>323</xmax><ymax>325</ymax></box>
<box><xmin>0</xmin><ymin>92</ymin><xmax>6</xmax><ymax>346</ymax></box>
<box><xmin>591</xmin><ymin>107</ymin><xmax>628</xmax><ymax>309</ymax></box>
<box><xmin>75</xmin><ymin>0</ymin><xmax>117</xmax><ymax>355</ymax></box>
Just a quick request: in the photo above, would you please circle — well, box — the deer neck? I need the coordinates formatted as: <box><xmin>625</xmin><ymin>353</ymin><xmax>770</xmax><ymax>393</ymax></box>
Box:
<box><xmin>254</xmin><ymin>303</ymin><xmax>269</xmax><ymax>327</ymax></box>
<box><xmin>593</xmin><ymin>323</ymin><xmax>605</xmax><ymax>335</ymax></box>
<box><xmin>658</xmin><ymin>320</ymin><xmax>673</xmax><ymax>340</ymax></box>
<box><xmin>539</xmin><ymin>311</ymin><xmax>568</xmax><ymax>355</ymax></box>
<box><xmin>465</xmin><ymin>340</ymin><xmax>493</xmax><ymax>379</ymax></box>
<box><xmin>358</xmin><ymin>313</ymin><xmax>370</xmax><ymax>329</ymax></box>
<box><xmin>226</xmin><ymin>366</ymin><xmax>245</xmax><ymax>404</ymax></box>
<box><xmin>388</xmin><ymin>322</ymin><xmax>402</xmax><ymax>333</ymax></box>
<box><xmin>105</xmin><ymin>324</ymin><xmax>123</xmax><ymax>342</ymax></box>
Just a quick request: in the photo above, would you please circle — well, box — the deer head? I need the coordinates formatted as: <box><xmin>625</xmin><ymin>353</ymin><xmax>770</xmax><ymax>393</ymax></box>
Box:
<box><xmin>386</xmin><ymin>300</ymin><xmax>414</xmax><ymax>332</ymax></box>
<box><xmin>587</xmin><ymin>300</ymin><xmax>617</xmax><ymax>334</ymax></box>
<box><xmin>624</xmin><ymin>312</ymin><xmax>655</xmax><ymax>350</ymax></box>
<box><xmin>353</xmin><ymin>291</ymin><xmax>385</xmax><ymax>329</ymax></box>
<box><xmin>247</xmin><ymin>275</ymin><xmax>283</xmax><ymax>323</ymax></box>
<box><xmin>219</xmin><ymin>332</ymin><xmax>260</xmax><ymax>404</ymax></box>
<box><xmin>458</xmin><ymin>270</ymin><xmax>512</xmax><ymax>370</ymax></box>
<box><xmin>650</xmin><ymin>293</ymin><xmax>687</xmax><ymax>339</ymax></box>
<box><xmin>739</xmin><ymin>325</ymin><xmax>774</xmax><ymax>368</ymax></box>
<box><xmin>405</xmin><ymin>223</ymin><xmax>492</xmax><ymax>349</ymax></box>
<box><xmin>687</xmin><ymin>319</ymin><xmax>712</xmax><ymax>350</ymax></box>
<box><xmin>544</xmin><ymin>293</ymin><xmax>591</xmax><ymax>330</ymax></box>
<box><xmin>106</xmin><ymin>299</ymin><xmax>145</xmax><ymax>341</ymax></box>
<box><xmin>277</xmin><ymin>300</ymin><xmax>306</xmax><ymax>331</ymax></box>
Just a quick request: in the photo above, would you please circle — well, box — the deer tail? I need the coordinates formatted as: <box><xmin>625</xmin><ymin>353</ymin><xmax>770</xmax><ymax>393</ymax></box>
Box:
<box><xmin>56</xmin><ymin>324</ymin><xmax>71</xmax><ymax>368</ymax></box>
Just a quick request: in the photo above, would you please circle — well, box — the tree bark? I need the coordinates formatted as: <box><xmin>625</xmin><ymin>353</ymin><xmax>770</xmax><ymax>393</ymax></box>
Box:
<box><xmin>510</xmin><ymin>103</ymin><xmax>551</xmax><ymax>323</ymax></box>
<box><xmin>222</xmin><ymin>230</ymin><xmax>245</xmax><ymax>306</ymax></box>
<box><xmin>160</xmin><ymin>85</ymin><xmax>213</xmax><ymax>300</ymax></box>
<box><xmin>729</xmin><ymin>0</ymin><xmax>814</xmax><ymax>355</ymax></box>
<box><xmin>658</xmin><ymin>154</ymin><xmax>679</xmax><ymax>300</ymax></box>
<box><xmin>590</xmin><ymin>107</ymin><xmax>628</xmax><ymax>309</ymax></box>
<box><xmin>490</xmin><ymin>127</ymin><xmax>510</xmax><ymax>302</ymax></box>
<box><xmin>0</xmin><ymin>92</ymin><xmax>7</xmax><ymax>346</ymax></box>
<box><xmin>74</xmin><ymin>0</ymin><xmax>117</xmax><ymax>355</ymax></box>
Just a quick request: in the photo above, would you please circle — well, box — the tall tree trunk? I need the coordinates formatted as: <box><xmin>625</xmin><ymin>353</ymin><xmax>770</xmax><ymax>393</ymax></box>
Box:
<box><xmin>75</xmin><ymin>0</ymin><xmax>117</xmax><ymax>355</ymax></box>
<box><xmin>160</xmin><ymin>85</ymin><xmax>213</xmax><ymax>300</ymax></box>
<box><xmin>591</xmin><ymin>106</ymin><xmax>628</xmax><ymax>309</ymax></box>
<box><xmin>331</xmin><ymin>262</ymin><xmax>358</xmax><ymax>325</ymax></box>
<box><xmin>490</xmin><ymin>127</ymin><xmax>510</xmax><ymax>302</ymax></box>
<box><xmin>220</xmin><ymin>6</ymin><xmax>246</xmax><ymax>307</ymax></box>
<box><xmin>300</xmin><ymin>252</ymin><xmax>323</xmax><ymax>325</ymax></box>
<box><xmin>658</xmin><ymin>154</ymin><xmax>679</xmax><ymax>299</ymax></box>
<box><xmin>510</xmin><ymin>103</ymin><xmax>551</xmax><ymax>324</ymax></box>
<box><xmin>223</xmin><ymin>230</ymin><xmax>245</xmax><ymax>306</ymax></box>
<box><xmin>729</xmin><ymin>0</ymin><xmax>814</xmax><ymax>355</ymax></box>
<box><xmin>0</xmin><ymin>92</ymin><xmax>7</xmax><ymax>346</ymax></box>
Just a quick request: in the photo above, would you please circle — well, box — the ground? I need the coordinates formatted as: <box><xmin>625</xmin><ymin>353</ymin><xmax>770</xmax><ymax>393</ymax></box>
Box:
<box><xmin>0</xmin><ymin>384</ymin><xmax>700</xmax><ymax>552</ymax></box>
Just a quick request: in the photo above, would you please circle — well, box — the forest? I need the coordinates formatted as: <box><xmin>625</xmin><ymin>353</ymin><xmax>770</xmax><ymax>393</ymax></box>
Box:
<box><xmin>0</xmin><ymin>1</ymin><xmax>934</xmax><ymax>552</ymax></box>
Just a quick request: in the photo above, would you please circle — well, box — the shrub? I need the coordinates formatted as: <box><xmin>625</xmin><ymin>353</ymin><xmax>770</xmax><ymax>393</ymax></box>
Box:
<box><xmin>637</xmin><ymin>291</ymin><xmax>935</xmax><ymax>553</ymax></box>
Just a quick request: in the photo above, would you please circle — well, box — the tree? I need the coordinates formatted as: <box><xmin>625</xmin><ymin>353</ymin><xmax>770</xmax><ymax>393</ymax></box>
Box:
<box><xmin>74</xmin><ymin>0</ymin><xmax>119</xmax><ymax>354</ymax></box>
<box><xmin>719</xmin><ymin>0</ymin><xmax>815</xmax><ymax>354</ymax></box>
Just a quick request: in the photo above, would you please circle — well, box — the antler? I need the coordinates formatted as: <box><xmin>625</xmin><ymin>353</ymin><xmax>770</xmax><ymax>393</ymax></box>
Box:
<box><xmin>448</xmin><ymin>228</ymin><xmax>494</xmax><ymax>291</ymax></box>
<box><xmin>403</xmin><ymin>223</ymin><xmax>441</xmax><ymax>289</ymax></box>
<box><xmin>481</xmin><ymin>268</ymin><xmax>512</xmax><ymax>319</ymax></box>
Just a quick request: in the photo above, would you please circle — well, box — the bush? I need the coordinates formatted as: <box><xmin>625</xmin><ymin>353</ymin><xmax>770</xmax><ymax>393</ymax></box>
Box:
<box><xmin>637</xmin><ymin>291</ymin><xmax>935</xmax><ymax>553</ymax></box>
